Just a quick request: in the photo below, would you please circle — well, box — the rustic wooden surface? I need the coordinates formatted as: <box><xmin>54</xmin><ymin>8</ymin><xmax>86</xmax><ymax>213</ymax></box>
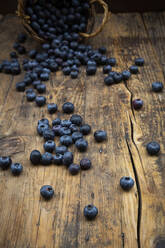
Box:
<box><xmin>0</xmin><ymin>12</ymin><xmax>164</xmax><ymax>248</ymax></box>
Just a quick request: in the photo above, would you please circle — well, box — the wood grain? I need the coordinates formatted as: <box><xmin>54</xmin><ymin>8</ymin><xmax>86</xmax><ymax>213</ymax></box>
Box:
<box><xmin>0</xmin><ymin>12</ymin><xmax>164</xmax><ymax>248</ymax></box>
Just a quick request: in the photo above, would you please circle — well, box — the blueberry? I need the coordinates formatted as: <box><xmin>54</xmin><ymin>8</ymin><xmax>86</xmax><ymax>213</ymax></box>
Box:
<box><xmin>17</xmin><ymin>45</ymin><xmax>26</xmax><ymax>54</ymax></box>
<box><xmin>11</xmin><ymin>163</ymin><xmax>23</xmax><ymax>176</ymax></box>
<box><xmin>80</xmin><ymin>124</ymin><xmax>91</xmax><ymax>135</ymax></box>
<box><xmin>84</xmin><ymin>205</ymin><xmax>98</xmax><ymax>220</ymax></box>
<box><xmin>72</xmin><ymin>132</ymin><xmax>83</xmax><ymax>142</ymax></box>
<box><xmin>132</xmin><ymin>99</ymin><xmax>143</xmax><ymax>110</ymax></box>
<box><xmin>63</xmin><ymin>66</ymin><xmax>71</xmax><ymax>75</ymax></box>
<box><xmin>41</xmin><ymin>152</ymin><xmax>53</xmax><ymax>165</ymax></box>
<box><xmin>35</xmin><ymin>96</ymin><xmax>46</xmax><ymax>107</ymax></box>
<box><xmin>40</xmin><ymin>73</ymin><xmax>49</xmax><ymax>81</ymax></box>
<box><xmin>80</xmin><ymin>158</ymin><xmax>91</xmax><ymax>170</ymax></box>
<box><xmin>75</xmin><ymin>138</ymin><xmax>88</xmax><ymax>152</ymax></box>
<box><xmin>59</xmin><ymin>127</ymin><xmax>72</xmax><ymax>136</ymax></box>
<box><xmin>103</xmin><ymin>65</ymin><xmax>112</xmax><ymax>74</ymax></box>
<box><xmin>62</xmin><ymin>102</ymin><xmax>74</xmax><ymax>114</ymax></box>
<box><xmin>120</xmin><ymin>177</ymin><xmax>134</xmax><ymax>191</ymax></box>
<box><xmin>44</xmin><ymin>140</ymin><xmax>56</xmax><ymax>153</ymax></box>
<box><xmin>55</xmin><ymin>146</ymin><xmax>68</xmax><ymax>155</ymax></box>
<box><xmin>129</xmin><ymin>65</ymin><xmax>139</xmax><ymax>74</ymax></box>
<box><xmin>37</xmin><ymin>123</ymin><xmax>49</xmax><ymax>136</ymax></box>
<box><xmin>0</xmin><ymin>156</ymin><xmax>12</xmax><ymax>170</ymax></box>
<box><xmin>26</xmin><ymin>88</ymin><xmax>34</xmax><ymax>94</ymax></box>
<box><xmin>135</xmin><ymin>58</ymin><xmax>144</xmax><ymax>66</ymax></box>
<box><xmin>146</xmin><ymin>142</ymin><xmax>160</xmax><ymax>155</ymax></box>
<box><xmin>71</xmin><ymin>71</ymin><xmax>78</xmax><ymax>79</ymax></box>
<box><xmin>30</xmin><ymin>150</ymin><xmax>41</xmax><ymax>165</ymax></box>
<box><xmin>60</xmin><ymin>135</ymin><xmax>73</xmax><ymax>146</ymax></box>
<box><xmin>63</xmin><ymin>151</ymin><xmax>73</xmax><ymax>166</ymax></box>
<box><xmin>36</xmin><ymin>83</ymin><xmax>46</xmax><ymax>93</ymax></box>
<box><xmin>43</xmin><ymin>129</ymin><xmax>55</xmax><ymax>141</ymax></box>
<box><xmin>122</xmin><ymin>70</ymin><xmax>131</xmax><ymax>80</ymax></box>
<box><xmin>28</xmin><ymin>49</ymin><xmax>37</xmax><ymax>59</ymax></box>
<box><xmin>26</xmin><ymin>92</ymin><xmax>36</xmax><ymax>101</ymax></box>
<box><xmin>87</xmin><ymin>60</ymin><xmax>96</xmax><ymax>66</ymax></box>
<box><xmin>107</xmin><ymin>58</ymin><xmax>116</xmax><ymax>66</ymax></box>
<box><xmin>40</xmin><ymin>185</ymin><xmax>54</xmax><ymax>200</ymax></box>
<box><xmin>53</xmin><ymin>154</ymin><xmax>63</xmax><ymax>165</ymax></box>
<box><xmin>10</xmin><ymin>51</ymin><xmax>18</xmax><ymax>59</ymax></box>
<box><xmin>104</xmin><ymin>76</ymin><xmax>114</xmax><ymax>86</ymax></box>
<box><xmin>70</xmin><ymin>124</ymin><xmax>79</xmax><ymax>133</ymax></box>
<box><xmin>47</xmin><ymin>103</ymin><xmax>58</xmax><ymax>114</ymax></box>
<box><xmin>33</xmin><ymin>80</ymin><xmax>41</xmax><ymax>89</ymax></box>
<box><xmin>86</xmin><ymin>66</ymin><xmax>97</xmax><ymax>75</ymax></box>
<box><xmin>38</xmin><ymin>118</ymin><xmax>49</xmax><ymax>126</ymax></box>
<box><xmin>68</xmin><ymin>163</ymin><xmax>80</xmax><ymax>175</ymax></box>
<box><xmin>16</xmin><ymin>82</ymin><xmax>26</xmax><ymax>92</ymax></box>
<box><xmin>61</xmin><ymin>120</ymin><xmax>72</xmax><ymax>127</ymax></box>
<box><xmin>70</xmin><ymin>114</ymin><xmax>82</xmax><ymax>126</ymax></box>
<box><xmin>152</xmin><ymin>82</ymin><xmax>163</xmax><ymax>92</ymax></box>
<box><xmin>52</xmin><ymin>125</ymin><xmax>62</xmax><ymax>136</ymax></box>
<box><xmin>113</xmin><ymin>72</ymin><xmax>123</xmax><ymax>83</ymax></box>
<box><xmin>94</xmin><ymin>130</ymin><xmax>107</xmax><ymax>142</ymax></box>
<box><xmin>52</xmin><ymin>118</ymin><xmax>61</xmax><ymax>126</ymax></box>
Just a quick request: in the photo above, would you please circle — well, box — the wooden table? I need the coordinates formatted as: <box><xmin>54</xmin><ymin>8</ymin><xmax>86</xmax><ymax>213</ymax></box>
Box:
<box><xmin>0</xmin><ymin>12</ymin><xmax>165</xmax><ymax>248</ymax></box>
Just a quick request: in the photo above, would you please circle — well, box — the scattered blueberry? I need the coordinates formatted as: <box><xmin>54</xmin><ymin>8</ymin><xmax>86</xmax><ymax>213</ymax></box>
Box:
<box><xmin>43</xmin><ymin>129</ymin><xmax>55</xmax><ymax>141</ymax></box>
<box><xmin>44</xmin><ymin>140</ymin><xmax>56</xmax><ymax>153</ymax></box>
<box><xmin>75</xmin><ymin>138</ymin><xmax>88</xmax><ymax>152</ymax></box>
<box><xmin>40</xmin><ymin>185</ymin><xmax>54</xmax><ymax>200</ymax></box>
<box><xmin>146</xmin><ymin>142</ymin><xmax>160</xmax><ymax>155</ymax></box>
<box><xmin>60</xmin><ymin>135</ymin><xmax>73</xmax><ymax>146</ymax></box>
<box><xmin>11</xmin><ymin>163</ymin><xmax>23</xmax><ymax>176</ymax></box>
<box><xmin>63</xmin><ymin>151</ymin><xmax>73</xmax><ymax>166</ymax></box>
<box><xmin>80</xmin><ymin>124</ymin><xmax>91</xmax><ymax>135</ymax></box>
<box><xmin>152</xmin><ymin>82</ymin><xmax>163</xmax><ymax>92</ymax></box>
<box><xmin>30</xmin><ymin>150</ymin><xmax>41</xmax><ymax>165</ymax></box>
<box><xmin>104</xmin><ymin>76</ymin><xmax>114</xmax><ymax>86</ymax></box>
<box><xmin>129</xmin><ymin>65</ymin><xmax>139</xmax><ymax>74</ymax></box>
<box><xmin>0</xmin><ymin>156</ymin><xmax>12</xmax><ymax>170</ymax></box>
<box><xmin>68</xmin><ymin>163</ymin><xmax>80</xmax><ymax>175</ymax></box>
<box><xmin>41</xmin><ymin>152</ymin><xmax>53</xmax><ymax>165</ymax></box>
<box><xmin>47</xmin><ymin>103</ymin><xmax>58</xmax><ymax>114</ymax></box>
<box><xmin>62</xmin><ymin>102</ymin><xmax>74</xmax><ymax>114</ymax></box>
<box><xmin>135</xmin><ymin>58</ymin><xmax>144</xmax><ymax>66</ymax></box>
<box><xmin>120</xmin><ymin>176</ymin><xmax>134</xmax><ymax>191</ymax></box>
<box><xmin>132</xmin><ymin>99</ymin><xmax>143</xmax><ymax>110</ymax></box>
<box><xmin>94</xmin><ymin>130</ymin><xmax>107</xmax><ymax>142</ymax></box>
<box><xmin>70</xmin><ymin>114</ymin><xmax>82</xmax><ymax>126</ymax></box>
<box><xmin>122</xmin><ymin>70</ymin><xmax>131</xmax><ymax>80</ymax></box>
<box><xmin>35</xmin><ymin>96</ymin><xmax>46</xmax><ymax>107</ymax></box>
<box><xmin>80</xmin><ymin>158</ymin><xmax>91</xmax><ymax>170</ymax></box>
<box><xmin>53</xmin><ymin>154</ymin><xmax>63</xmax><ymax>165</ymax></box>
<box><xmin>84</xmin><ymin>205</ymin><xmax>98</xmax><ymax>220</ymax></box>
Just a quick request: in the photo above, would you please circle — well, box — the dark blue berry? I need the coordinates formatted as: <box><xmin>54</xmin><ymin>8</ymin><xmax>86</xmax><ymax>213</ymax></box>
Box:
<box><xmin>129</xmin><ymin>65</ymin><xmax>139</xmax><ymax>74</ymax></box>
<box><xmin>122</xmin><ymin>70</ymin><xmax>131</xmax><ymax>80</ymax></box>
<box><xmin>135</xmin><ymin>58</ymin><xmax>144</xmax><ymax>66</ymax></box>
<box><xmin>80</xmin><ymin>124</ymin><xmax>91</xmax><ymax>135</ymax></box>
<box><xmin>26</xmin><ymin>92</ymin><xmax>36</xmax><ymax>101</ymax></box>
<box><xmin>53</xmin><ymin>154</ymin><xmax>63</xmax><ymax>165</ymax></box>
<box><xmin>103</xmin><ymin>65</ymin><xmax>112</xmax><ymax>74</ymax></box>
<box><xmin>35</xmin><ymin>96</ymin><xmax>46</xmax><ymax>107</ymax></box>
<box><xmin>120</xmin><ymin>177</ymin><xmax>134</xmax><ymax>191</ymax></box>
<box><xmin>60</xmin><ymin>135</ymin><xmax>73</xmax><ymax>146</ymax></box>
<box><xmin>63</xmin><ymin>151</ymin><xmax>73</xmax><ymax>166</ymax></box>
<box><xmin>86</xmin><ymin>66</ymin><xmax>97</xmax><ymax>75</ymax></box>
<box><xmin>75</xmin><ymin>138</ymin><xmax>88</xmax><ymax>152</ymax></box>
<box><xmin>16</xmin><ymin>82</ymin><xmax>26</xmax><ymax>92</ymax></box>
<box><xmin>47</xmin><ymin>103</ymin><xmax>58</xmax><ymax>114</ymax></box>
<box><xmin>61</xmin><ymin>120</ymin><xmax>72</xmax><ymax>127</ymax></box>
<box><xmin>41</xmin><ymin>152</ymin><xmax>53</xmax><ymax>165</ymax></box>
<box><xmin>70</xmin><ymin>124</ymin><xmax>79</xmax><ymax>133</ymax></box>
<box><xmin>43</xmin><ymin>129</ymin><xmax>55</xmax><ymax>141</ymax></box>
<box><xmin>38</xmin><ymin>118</ymin><xmax>49</xmax><ymax>126</ymax></box>
<box><xmin>98</xmin><ymin>47</ymin><xmax>106</xmax><ymax>54</ymax></box>
<box><xmin>84</xmin><ymin>205</ymin><xmax>98</xmax><ymax>220</ymax></box>
<box><xmin>59</xmin><ymin>127</ymin><xmax>72</xmax><ymax>136</ymax></box>
<box><xmin>10</xmin><ymin>52</ymin><xmax>18</xmax><ymax>59</ymax></box>
<box><xmin>146</xmin><ymin>142</ymin><xmax>160</xmax><ymax>155</ymax></box>
<box><xmin>37</xmin><ymin>123</ymin><xmax>49</xmax><ymax>136</ymax></box>
<box><xmin>55</xmin><ymin>146</ymin><xmax>68</xmax><ymax>155</ymax></box>
<box><xmin>113</xmin><ymin>72</ymin><xmax>123</xmax><ymax>83</ymax></box>
<box><xmin>36</xmin><ymin>83</ymin><xmax>46</xmax><ymax>93</ymax></box>
<box><xmin>17</xmin><ymin>33</ymin><xmax>27</xmax><ymax>43</ymax></box>
<box><xmin>40</xmin><ymin>73</ymin><xmax>49</xmax><ymax>81</ymax></box>
<box><xmin>80</xmin><ymin>158</ymin><xmax>91</xmax><ymax>170</ymax></box>
<box><xmin>104</xmin><ymin>76</ymin><xmax>114</xmax><ymax>86</ymax></box>
<box><xmin>94</xmin><ymin>130</ymin><xmax>107</xmax><ymax>142</ymax></box>
<box><xmin>62</xmin><ymin>102</ymin><xmax>74</xmax><ymax>114</ymax></box>
<box><xmin>0</xmin><ymin>156</ymin><xmax>12</xmax><ymax>170</ymax></box>
<box><xmin>132</xmin><ymin>99</ymin><xmax>143</xmax><ymax>110</ymax></box>
<box><xmin>152</xmin><ymin>82</ymin><xmax>163</xmax><ymax>92</ymax></box>
<box><xmin>107</xmin><ymin>58</ymin><xmax>116</xmax><ymax>66</ymax></box>
<box><xmin>68</xmin><ymin>163</ymin><xmax>80</xmax><ymax>175</ymax></box>
<box><xmin>71</xmin><ymin>71</ymin><xmax>78</xmax><ymax>79</ymax></box>
<box><xmin>72</xmin><ymin>132</ymin><xmax>83</xmax><ymax>142</ymax></box>
<box><xmin>70</xmin><ymin>114</ymin><xmax>82</xmax><ymax>126</ymax></box>
<box><xmin>28</xmin><ymin>49</ymin><xmax>37</xmax><ymax>59</ymax></box>
<box><xmin>63</xmin><ymin>66</ymin><xmax>71</xmax><ymax>75</ymax></box>
<box><xmin>44</xmin><ymin>140</ymin><xmax>56</xmax><ymax>153</ymax></box>
<box><xmin>52</xmin><ymin>118</ymin><xmax>61</xmax><ymax>126</ymax></box>
<box><xmin>40</xmin><ymin>185</ymin><xmax>54</xmax><ymax>200</ymax></box>
<box><xmin>33</xmin><ymin>80</ymin><xmax>41</xmax><ymax>89</ymax></box>
<box><xmin>11</xmin><ymin>163</ymin><xmax>23</xmax><ymax>176</ymax></box>
<box><xmin>26</xmin><ymin>88</ymin><xmax>34</xmax><ymax>94</ymax></box>
<box><xmin>30</xmin><ymin>150</ymin><xmax>41</xmax><ymax>165</ymax></box>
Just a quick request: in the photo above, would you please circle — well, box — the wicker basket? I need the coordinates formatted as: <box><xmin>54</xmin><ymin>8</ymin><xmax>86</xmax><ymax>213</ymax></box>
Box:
<box><xmin>17</xmin><ymin>0</ymin><xmax>109</xmax><ymax>42</ymax></box>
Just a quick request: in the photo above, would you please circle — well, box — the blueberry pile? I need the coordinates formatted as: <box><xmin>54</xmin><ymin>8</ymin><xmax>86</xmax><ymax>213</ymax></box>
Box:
<box><xmin>30</xmin><ymin>102</ymin><xmax>107</xmax><ymax>176</ymax></box>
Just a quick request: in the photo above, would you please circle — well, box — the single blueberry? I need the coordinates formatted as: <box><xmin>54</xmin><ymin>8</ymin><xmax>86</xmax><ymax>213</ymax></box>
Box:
<box><xmin>47</xmin><ymin>103</ymin><xmax>58</xmax><ymax>114</ymax></box>
<box><xmin>103</xmin><ymin>65</ymin><xmax>112</xmax><ymax>74</ymax></box>
<box><xmin>70</xmin><ymin>114</ymin><xmax>83</xmax><ymax>126</ymax></box>
<box><xmin>0</xmin><ymin>156</ymin><xmax>12</xmax><ymax>170</ymax></box>
<box><xmin>11</xmin><ymin>163</ymin><xmax>23</xmax><ymax>176</ymax></box>
<box><xmin>26</xmin><ymin>92</ymin><xmax>36</xmax><ymax>101</ymax></box>
<box><xmin>135</xmin><ymin>58</ymin><xmax>144</xmax><ymax>66</ymax></box>
<box><xmin>37</xmin><ymin>123</ymin><xmax>49</xmax><ymax>136</ymax></box>
<box><xmin>84</xmin><ymin>205</ymin><xmax>98</xmax><ymax>220</ymax></box>
<box><xmin>72</xmin><ymin>132</ymin><xmax>83</xmax><ymax>143</ymax></box>
<box><xmin>152</xmin><ymin>82</ymin><xmax>163</xmax><ymax>92</ymax></box>
<box><xmin>62</xmin><ymin>102</ymin><xmax>74</xmax><ymax>114</ymax></box>
<box><xmin>129</xmin><ymin>65</ymin><xmax>139</xmax><ymax>74</ymax></box>
<box><xmin>60</xmin><ymin>135</ymin><xmax>73</xmax><ymax>146</ymax></box>
<box><xmin>44</xmin><ymin>140</ymin><xmax>56</xmax><ymax>153</ymax></box>
<box><xmin>41</xmin><ymin>152</ymin><xmax>53</xmax><ymax>165</ymax></box>
<box><xmin>52</xmin><ymin>118</ymin><xmax>61</xmax><ymax>126</ymax></box>
<box><xmin>104</xmin><ymin>76</ymin><xmax>114</xmax><ymax>86</ymax></box>
<box><xmin>132</xmin><ymin>99</ymin><xmax>143</xmax><ymax>110</ymax></box>
<box><xmin>38</xmin><ymin>118</ymin><xmax>49</xmax><ymax>126</ymax></box>
<box><xmin>35</xmin><ymin>96</ymin><xmax>46</xmax><ymax>107</ymax></box>
<box><xmin>120</xmin><ymin>177</ymin><xmax>134</xmax><ymax>191</ymax></box>
<box><xmin>30</xmin><ymin>150</ymin><xmax>41</xmax><ymax>165</ymax></box>
<box><xmin>94</xmin><ymin>130</ymin><xmax>107</xmax><ymax>142</ymax></box>
<box><xmin>75</xmin><ymin>138</ymin><xmax>88</xmax><ymax>152</ymax></box>
<box><xmin>61</xmin><ymin>120</ymin><xmax>72</xmax><ymax>127</ymax></box>
<box><xmin>80</xmin><ymin>158</ymin><xmax>91</xmax><ymax>170</ymax></box>
<box><xmin>55</xmin><ymin>146</ymin><xmax>68</xmax><ymax>155</ymax></box>
<box><xmin>146</xmin><ymin>142</ymin><xmax>160</xmax><ymax>155</ymax></box>
<box><xmin>36</xmin><ymin>84</ymin><xmax>46</xmax><ymax>94</ymax></box>
<box><xmin>63</xmin><ymin>151</ymin><xmax>73</xmax><ymax>166</ymax></box>
<box><xmin>68</xmin><ymin>163</ymin><xmax>80</xmax><ymax>175</ymax></box>
<box><xmin>53</xmin><ymin>154</ymin><xmax>63</xmax><ymax>165</ymax></box>
<box><xmin>122</xmin><ymin>70</ymin><xmax>131</xmax><ymax>80</ymax></box>
<box><xmin>40</xmin><ymin>185</ymin><xmax>54</xmax><ymax>200</ymax></box>
<box><xmin>80</xmin><ymin>124</ymin><xmax>91</xmax><ymax>135</ymax></box>
<box><xmin>16</xmin><ymin>82</ymin><xmax>26</xmax><ymax>92</ymax></box>
<box><xmin>70</xmin><ymin>124</ymin><xmax>79</xmax><ymax>133</ymax></box>
<box><xmin>43</xmin><ymin>129</ymin><xmax>55</xmax><ymax>141</ymax></box>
